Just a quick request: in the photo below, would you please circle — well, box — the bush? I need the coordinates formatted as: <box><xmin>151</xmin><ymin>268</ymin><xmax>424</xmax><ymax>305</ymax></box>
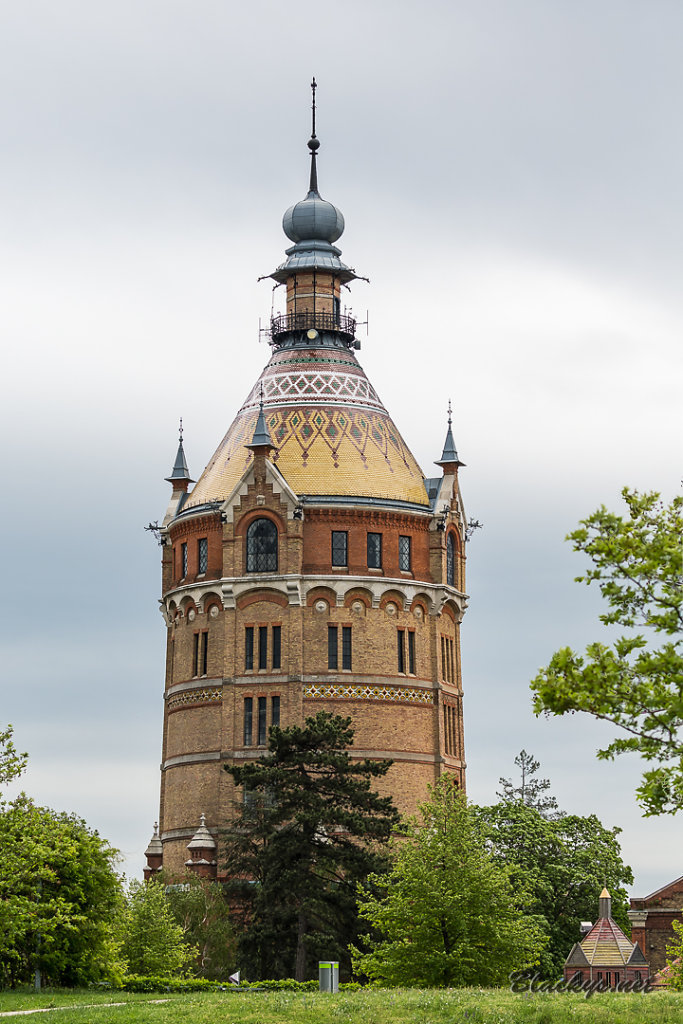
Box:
<box><xmin>111</xmin><ymin>975</ymin><xmax>360</xmax><ymax>992</ymax></box>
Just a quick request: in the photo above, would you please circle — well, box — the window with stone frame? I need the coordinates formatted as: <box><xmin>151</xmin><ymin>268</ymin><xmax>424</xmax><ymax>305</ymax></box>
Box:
<box><xmin>243</xmin><ymin>697</ymin><xmax>253</xmax><ymax>745</ymax></box>
<box><xmin>246</xmin><ymin>518</ymin><xmax>278</xmax><ymax>573</ymax></box>
<box><xmin>397</xmin><ymin>629</ymin><xmax>406</xmax><ymax>673</ymax></box>
<box><xmin>272</xmin><ymin>625</ymin><xmax>281</xmax><ymax>670</ymax></box>
<box><xmin>258</xmin><ymin>626</ymin><xmax>268</xmax><ymax>670</ymax></box>
<box><xmin>331</xmin><ymin>530</ymin><xmax>348</xmax><ymax>567</ymax></box>
<box><xmin>342</xmin><ymin>626</ymin><xmax>352</xmax><ymax>670</ymax></box>
<box><xmin>271</xmin><ymin>694</ymin><xmax>280</xmax><ymax>727</ymax></box>
<box><xmin>328</xmin><ymin>625</ymin><xmax>338</xmax><ymax>670</ymax></box>
<box><xmin>446</xmin><ymin>532</ymin><xmax>455</xmax><ymax>587</ymax></box>
<box><xmin>181</xmin><ymin>541</ymin><xmax>188</xmax><ymax>578</ymax></box>
<box><xmin>257</xmin><ymin>696</ymin><xmax>267</xmax><ymax>745</ymax></box>
<box><xmin>245</xmin><ymin>627</ymin><xmax>254</xmax><ymax>671</ymax></box>
<box><xmin>197</xmin><ymin>537</ymin><xmax>208</xmax><ymax>574</ymax></box>
<box><xmin>192</xmin><ymin>631</ymin><xmax>208</xmax><ymax>677</ymax></box>
<box><xmin>398</xmin><ymin>535</ymin><xmax>411</xmax><ymax>572</ymax></box>
<box><xmin>367</xmin><ymin>532</ymin><xmax>382</xmax><ymax>569</ymax></box>
<box><xmin>408</xmin><ymin>630</ymin><xmax>416</xmax><ymax>674</ymax></box>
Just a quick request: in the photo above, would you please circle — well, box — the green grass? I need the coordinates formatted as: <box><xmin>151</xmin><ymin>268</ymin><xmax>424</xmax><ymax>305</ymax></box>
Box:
<box><xmin>0</xmin><ymin>988</ymin><xmax>681</xmax><ymax>1023</ymax></box>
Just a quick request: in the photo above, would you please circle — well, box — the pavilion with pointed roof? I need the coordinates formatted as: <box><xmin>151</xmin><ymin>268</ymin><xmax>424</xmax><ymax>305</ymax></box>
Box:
<box><xmin>564</xmin><ymin>889</ymin><xmax>649</xmax><ymax>988</ymax></box>
<box><xmin>145</xmin><ymin>82</ymin><xmax>471</xmax><ymax>880</ymax></box>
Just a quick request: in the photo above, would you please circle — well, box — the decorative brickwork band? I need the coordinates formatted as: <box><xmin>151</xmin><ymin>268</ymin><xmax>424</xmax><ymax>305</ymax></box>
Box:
<box><xmin>303</xmin><ymin>682</ymin><xmax>435</xmax><ymax>705</ymax></box>
<box><xmin>242</xmin><ymin>368</ymin><xmax>385</xmax><ymax>413</ymax></box>
<box><xmin>167</xmin><ymin>687</ymin><xmax>222</xmax><ymax>711</ymax></box>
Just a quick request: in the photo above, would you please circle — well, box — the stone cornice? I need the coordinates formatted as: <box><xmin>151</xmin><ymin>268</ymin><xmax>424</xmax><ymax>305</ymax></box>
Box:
<box><xmin>162</xmin><ymin>574</ymin><xmax>468</xmax><ymax>619</ymax></box>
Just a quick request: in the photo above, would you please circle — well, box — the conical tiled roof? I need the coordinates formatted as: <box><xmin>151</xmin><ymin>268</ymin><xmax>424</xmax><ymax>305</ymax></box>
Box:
<box><xmin>579</xmin><ymin>916</ymin><xmax>637</xmax><ymax>966</ymax></box>
<box><xmin>187</xmin><ymin>344</ymin><xmax>429</xmax><ymax>508</ymax></box>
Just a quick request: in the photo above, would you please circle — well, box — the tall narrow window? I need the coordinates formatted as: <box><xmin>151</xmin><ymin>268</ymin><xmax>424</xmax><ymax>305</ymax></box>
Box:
<box><xmin>399</xmin><ymin>535</ymin><xmax>411</xmax><ymax>572</ymax></box>
<box><xmin>246</xmin><ymin>518</ymin><xmax>278</xmax><ymax>572</ymax></box>
<box><xmin>192</xmin><ymin>632</ymin><xmax>199</xmax><ymax>677</ymax></box>
<box><xmin>328</xmin><ymin>626</ymin><xmax>338</xmax><ymax>670</ymax></box>
<box><xmin>397</xmin><ymin>629</ymin><xmax>405</xmax><ymax>673</ymax></box>
<box><xmin>271</xmin><ymin>695</ymin><xmax>280</xmax><ymax>728</ymax></box>
<box><xmin>408</xmin><ymin>631</ymin><xmax>416</xmax><ymax>675</ymax></box>
<box><xmin>201</xmin><ymin>631</ymin><xmax>208</xmax><ymax>675</ymax></box>
<box><xmin>272</xmin><ymin>625</ymin><xmax>281</xmax><ymax>670</ymax></box>
<box><xmin>446</xmin><ymin>533</ymin><xmax>455</xmax><ymax>587</ymax></box>
<box><xmin>331</xmin><ymin>531</ymin><xmax>348</xmax><ymax>567</ymax></box>
<box><xmin>197</xmin><ymin>537</ymin><xmax>208</xmax><ymax>574</ymax></box>
<box><xmin>258</xmin><ymin>696</ymin><xmax>267</xmax><ymax>745</ymax></box>
<box><xmin>367</xmin><ymin>532</ymin><xmax>382</xmax><ymax>569</ymax></box>
<box><xmin>245</xmin><ymin>627</ymin><xmax>254</xmax><ymax>671</ymax></box>
<box><xmin>342</xmin><ymin>626</ymin><xmax>352</xmax><ymax>670</ymax></box>
<box><xmin>181</xmin><ymin>542</ymin><xmax>188</xmax><ymax>577</ymax></box>
<box><xmin>243</xmin><ymin>697</ymin><xmax>253</xmax><ymax>745</ymax></box>
<box><xmin>258</xmin><ymin>626</ymin><xmax>268</xmax><ymax>670</ymax></box>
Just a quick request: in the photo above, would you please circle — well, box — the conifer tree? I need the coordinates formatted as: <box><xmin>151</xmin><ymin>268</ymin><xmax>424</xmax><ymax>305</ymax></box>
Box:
<box><xmin>497</xmin><ymin>749</ymin><xmax>563</xmax><ymax>818</ymax></box>
<box><xmin>223</xmin><ymin>712</ymin><xmax>399</xmax><ymax>981</ymax></box>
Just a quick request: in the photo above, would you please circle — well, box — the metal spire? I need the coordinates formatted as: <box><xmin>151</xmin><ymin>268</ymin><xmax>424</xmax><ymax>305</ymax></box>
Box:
<box><xmin>247</xmin><ymin>385</ymin><xmax>274</xmax><ymax>450</ymax></box>
<box><xmin>165</xmin><ymin>417</ymin><xmax>194</xmax><ymax>483</ymax></box>
<box><xmin>307</xmin><ymin>77</ymin><xmax>320</xmax><ymax>195</ymax></box>
<box><xmin>436</xmin><ymin>399</ymin><xmax>464</xmax><ymax>467</ymax></box>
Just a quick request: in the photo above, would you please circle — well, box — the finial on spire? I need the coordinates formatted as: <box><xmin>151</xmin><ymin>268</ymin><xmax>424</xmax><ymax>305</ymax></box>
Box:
<box><xmin>436</xmin><ymin>401</ymin><xmax>465</xmax><ymax>470</ymax></box>
<box><xmin>307</xmin><ymin>77</ymin><xmax>320</xmax><ymax>195</ymax></box>
<box><xmin>247</xmin><ymin>387</ymin><xmax>275</xmax><ymax>451</ymax></box>
<box><xmin>166</xmin><ymin>417</ymin><xmax>194</xmax><ymax>486</ymax></box>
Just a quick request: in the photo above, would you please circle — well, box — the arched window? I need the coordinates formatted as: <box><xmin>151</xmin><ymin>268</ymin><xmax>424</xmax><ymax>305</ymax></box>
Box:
<box><xmin>246</xmin><ymin>518</ymin><xmax>278</xmax><ymax>573</ymax></box>
<box><xmin>446</xmin><ymin>533</ymin><xmax>455</xmax><ymax>587</ymax></box>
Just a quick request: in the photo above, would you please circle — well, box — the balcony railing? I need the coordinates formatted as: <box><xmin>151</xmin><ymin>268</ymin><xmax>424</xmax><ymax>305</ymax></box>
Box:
<box><xmin>270</xmin><ymin>310</ymin><xmax>356</xmax><ymax>340</ymax></box>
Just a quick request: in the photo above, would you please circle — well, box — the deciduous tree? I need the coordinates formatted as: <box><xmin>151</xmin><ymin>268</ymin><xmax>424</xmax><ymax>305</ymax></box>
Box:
<box><xmin>120</xmin><ymin>879</ymin><xmax>196</xmax><ymax>977</ymax></box>
<box><xmin>352</xmin><ymin>777</ymin><xmax>545</xmax><ymax>987</ymax></box>
<box><xmin>475</xmin><ymin>800</ymin><xmax>633</xmax><ymax>977</ymax></box>
<box><xmin>163</xmin><ymin>874</ymin><xmax>236</xmax><ymax>980</ymax></box>
<box><xmin>0</xmin><ymin>794</ymin><xmax>122</xmax><ymax>987</ymax></box>
<box><xmin>531</xmin><ymin>489</ymin><xmax>683</xmax><ymax>815</ymax></box>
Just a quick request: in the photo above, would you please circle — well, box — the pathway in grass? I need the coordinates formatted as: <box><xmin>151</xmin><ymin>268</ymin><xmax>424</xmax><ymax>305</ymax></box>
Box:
<box><xmin>0</xmin><ymin>1001</ymin><xmax>170</xmax><ymax>1018</ymax></box>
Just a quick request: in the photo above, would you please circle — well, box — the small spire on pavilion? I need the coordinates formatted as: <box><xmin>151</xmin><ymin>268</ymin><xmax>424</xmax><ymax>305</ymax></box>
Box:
<box><xmin>435</xmin><ymin>401</ymin><xmax>465</xmax><ymax>470</ymax></box>
<box><xmin>246</xmin><ymin>388</ymin><xmax>274</xmax><ymax>451</ymax></box>
<box><xmin>143</xmin><ymin>821</ymin><xmax>163</xmax><ymax>880</ymax></box>
<box><xmin>165</xmin><ymin>418</ymin><xmax>194</xmax><ymax>485</ymax></box>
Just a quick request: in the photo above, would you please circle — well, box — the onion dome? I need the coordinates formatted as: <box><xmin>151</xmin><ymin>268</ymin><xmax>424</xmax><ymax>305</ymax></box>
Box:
<box><xmin>283</xmin><ymin>184</ymin><xmax>345</xmax><ymax>246</ymax></box>
<box><xmin>268</xmin><ymin>81</ymin><xmax>360</xmax><ymax>285</ymax></box>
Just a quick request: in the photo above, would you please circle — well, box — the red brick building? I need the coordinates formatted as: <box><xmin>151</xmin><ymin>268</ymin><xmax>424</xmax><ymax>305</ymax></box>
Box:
<box><xmin>564</xmin><ymin>889</ymin><xmax>649</xmax><ymax>988</ymax></box>
<box><xmin>629</xmin><ymin>875</ymin><xmax>683</xmax><ymax>975</ymax></box>
<box><xmin>145</xmin><ymin>93</ymin><xmax>469</xmax><ymax>877</ymax></box>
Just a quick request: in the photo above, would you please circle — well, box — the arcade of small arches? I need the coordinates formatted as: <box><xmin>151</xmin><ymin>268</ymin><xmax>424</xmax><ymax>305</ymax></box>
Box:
<box><xmin>161</xmin><ymin>577</ymin><xmax>466</xmax><ymax>625</ymax></box>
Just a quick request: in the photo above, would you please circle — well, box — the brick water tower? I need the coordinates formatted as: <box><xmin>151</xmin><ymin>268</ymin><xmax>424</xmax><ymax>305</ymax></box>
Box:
<box><xmin>146</xmin><ymin>85</ymin><xmax>470</xmax><ymax>876</ymax></box>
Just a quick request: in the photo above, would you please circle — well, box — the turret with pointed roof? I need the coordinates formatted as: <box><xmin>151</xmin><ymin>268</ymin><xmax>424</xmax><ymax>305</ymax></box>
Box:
<box><xmin>564</xmin><ymin>888</ymin><xmax>649</xmax><ymax>988</ymax></box>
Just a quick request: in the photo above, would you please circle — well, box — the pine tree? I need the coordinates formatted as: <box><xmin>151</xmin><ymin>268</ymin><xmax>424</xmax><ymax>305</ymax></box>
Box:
<box><xmin>496</xmin><ymin>749</ymin><xmax>563</xmax><ymax>818</ymax></box>
<box><xmin>223</xmin><ymin>712</ymin><xmax>399</xmax><ymax>981</ymax></box>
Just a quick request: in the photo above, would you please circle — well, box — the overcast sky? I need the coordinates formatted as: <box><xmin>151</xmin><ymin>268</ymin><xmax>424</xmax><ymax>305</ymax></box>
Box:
<box><xmin>2</xmin><ymin>1</ymin><xmax>681</xmax><ymax>896</ymax></box>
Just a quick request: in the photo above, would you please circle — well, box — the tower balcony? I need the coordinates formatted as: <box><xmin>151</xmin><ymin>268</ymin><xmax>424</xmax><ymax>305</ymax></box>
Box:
<box><xmin>270</xmin><ymin>310</ymin><xmax>356</xmax><ymax>344</ymax></box>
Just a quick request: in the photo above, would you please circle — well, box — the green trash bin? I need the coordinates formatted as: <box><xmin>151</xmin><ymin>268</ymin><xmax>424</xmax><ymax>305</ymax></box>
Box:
<box><xmin>319</xmin><ymin>960</ymin><xmax>339</xmax><ymax>993</ymax></box>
